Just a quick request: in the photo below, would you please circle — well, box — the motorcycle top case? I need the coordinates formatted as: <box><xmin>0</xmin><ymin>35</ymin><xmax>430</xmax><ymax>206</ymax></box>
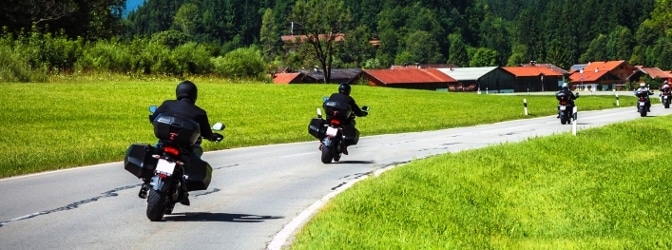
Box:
<box><xmin>181</xmin><ymin>156</ymin><xmax>213</xmax><ymax>191</ymax></box>
<box><xmin>308</xmin><ymin>118</ymin><xmax>326</xmax><ymax>139</ymax></box>
<box><xmin>323</xmin><ymin>101</ymin><xmax>353</xmax><ymax>120</ymax></box>
<box><xmin>152</xmin><ymin>114</ymin><xmax>201</xmax><ymax>146</ymax></box>
<box><xmin>124</xmin><ymin>144</ymin><xmax>159</xmax><ymax>180</ymax></box>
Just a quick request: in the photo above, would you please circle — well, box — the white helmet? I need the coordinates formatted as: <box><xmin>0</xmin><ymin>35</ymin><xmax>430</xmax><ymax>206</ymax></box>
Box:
<box><xmin>639</xmin><ymin>82</ymin><xmax>646</xmax><ymax>88</ymax></box>
<box><xmin>561</xmin><ymin>82</ymin><xmax>568</xmax><ymax>89</ymax></box>
<box><xmin>663</xmin><ymin>84</ymin><xmax>670</xmax><ymax>90</ymax></box>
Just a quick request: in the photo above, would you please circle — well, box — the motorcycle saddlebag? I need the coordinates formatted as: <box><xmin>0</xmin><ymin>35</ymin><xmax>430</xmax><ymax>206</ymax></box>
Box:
<box><xmin>181</xmin><ymin>156</ymin><xmax>213</xmax><ymax>191</ymax></box>
<box><xmin>152</xmin><ymin>114</ymin><xmax>201</xmax><ymax>146</ymax></box>
<box><xmin>342</xmin><ymin>126</ymin><xmax>360</xmax><ymax>145</ymax></box>
<box><xmin>308</xmin><ymin>118</ymin><xmax>326</xmax><ymax>139</ymax></box>
<box><xmin>124</xmin><ymin>144</ymin><xmax>158</xmax><ymax>180</ymax></box>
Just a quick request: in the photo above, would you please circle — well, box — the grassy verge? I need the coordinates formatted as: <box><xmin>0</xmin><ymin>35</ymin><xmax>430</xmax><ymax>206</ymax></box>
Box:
<box><xmin>2</xmin><ymin>80</ymin><xmax>635</xmax><ymax>178</ymax></box>
<box><xmin>291</xmin><ymin>115</ymin><xmax>672</xmax><ymax>249</ymax></box>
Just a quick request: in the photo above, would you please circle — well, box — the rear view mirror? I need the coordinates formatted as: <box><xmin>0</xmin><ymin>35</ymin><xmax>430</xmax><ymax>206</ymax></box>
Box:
<box><xmin>212</xmin><ymin>122</ymin><xmax>225</xmax><ymax>131</ymax></box>
<box><xmin>149</xmin><ymin>105</ymin><xmax>158</xmax><ymax>114</ymax></box>
<box><xmin>362</xmin><ymin>106</ymin><xmax>370</xmax><ymax>112</ymax></box>
<box><xmin>322</xmin><ymin>96</ymin><xmax>329</xmax><ymax>103</ymax></box>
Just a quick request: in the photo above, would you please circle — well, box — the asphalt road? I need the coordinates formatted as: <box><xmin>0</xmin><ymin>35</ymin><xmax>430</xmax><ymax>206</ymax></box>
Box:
<box><xmin>0</xmin><ymin>104</ymin><xmax>668</xmax><ymax>250</ymax></box>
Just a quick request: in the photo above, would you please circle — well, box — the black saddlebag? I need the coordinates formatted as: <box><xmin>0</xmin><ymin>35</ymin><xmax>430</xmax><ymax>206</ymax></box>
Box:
<box><xmin>124</xmin><ymin>144</ymin><xmax>158</xmax><ymax>180</ymax></box>
<box><xmin>342</xmin><ymin>126</ymin><xmax>360</xmax><ymax>145</ymax></box>
<box><xmin>181</xmin><ymin>156</ymin><xmax>213</xmax><ymax>191</ymax></box>
<box><xmin>308</xmin><ymin>118</ymin><xmax>326</xmax><ymax>139</ymax></box>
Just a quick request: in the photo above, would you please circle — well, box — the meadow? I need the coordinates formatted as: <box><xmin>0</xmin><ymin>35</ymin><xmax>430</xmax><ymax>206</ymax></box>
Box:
<box><xmin>1</xmin><ymin>79</ymin><xmax>634</xmax><ymax>178</ymax></box>
<box><xmin>291</xmin><ymin>115</ymin><xmax>672</xmax><ymax>249</ymax></box>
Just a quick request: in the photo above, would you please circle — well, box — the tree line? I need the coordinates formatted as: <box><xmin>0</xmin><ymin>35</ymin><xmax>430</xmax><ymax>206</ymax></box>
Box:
<box><xmin>1</xmin><ymin>0</ymin><xmax>672</xmax><ymax>82</ymax></box>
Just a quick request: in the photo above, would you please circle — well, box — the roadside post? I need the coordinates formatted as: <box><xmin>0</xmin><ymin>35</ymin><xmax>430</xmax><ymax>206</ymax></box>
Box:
<box><xmin>572</xmin><ymin>106</ymin><xmax>578</xmax><ymax>136</ymax></box>
<box><xmin>523</xmin><ymin>98</ymin><xmax>528</xmax><ymax>116</ymax></box>
<box><xmin>615</xmin><ymin>91</ymin><xmax>620</xmax><ymax>107</ymax></box>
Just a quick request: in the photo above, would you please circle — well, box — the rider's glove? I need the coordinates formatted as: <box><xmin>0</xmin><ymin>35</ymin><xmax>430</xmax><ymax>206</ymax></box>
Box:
<box><xmin>211</xmin><ymin>133</ymin><xmax>224</xmax><ymax>142</ymax></box>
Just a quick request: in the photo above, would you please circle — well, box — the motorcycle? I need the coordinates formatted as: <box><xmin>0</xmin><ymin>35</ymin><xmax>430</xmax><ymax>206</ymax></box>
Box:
<box><xmin>556</xmin><ymin>92</ymin><xmax>579</xmax><ymax>125</ymax></box>
<box><xmin>661</xmin><ymin>91</ymin><xmax>671</xmax><ymax>109</ymax></box>
<box><xmin>123</xmin><ymin>106</ymin><xmax>224</xmax><ymax>221</ymax></box>
<box><xmin>635</xmin><ymin>92</ymin><xmax>651</xmax><ymax>117</ymax></box>
<box><xmin>308</xmin><ymin>98</ymin><xmax>369</xmax><ymax>164</ymax></box>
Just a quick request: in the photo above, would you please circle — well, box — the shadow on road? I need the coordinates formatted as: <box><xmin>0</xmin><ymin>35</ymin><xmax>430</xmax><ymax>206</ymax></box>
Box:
<box><xmin>330</xmin><ymin>160</ymin><xmax>374</xmax><ymax>164</ymax></box>
<box><xmin>164</xmin><ymin>212</ymin><xmax>283</xmax><ymax>222</ymax></box>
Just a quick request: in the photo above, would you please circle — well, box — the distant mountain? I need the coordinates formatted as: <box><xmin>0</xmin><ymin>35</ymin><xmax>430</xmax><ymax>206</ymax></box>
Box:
<box><xmin>123</xmin><ymin>0</ymin><xmax>145</xmax><ymax>17</ymax></box>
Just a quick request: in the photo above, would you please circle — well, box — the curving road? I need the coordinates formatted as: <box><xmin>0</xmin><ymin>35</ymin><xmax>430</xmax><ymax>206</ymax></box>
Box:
<box><xmin>0</xmin><ymin>104</ymin><xmax>667</xmax><ymax>250</ymax></box>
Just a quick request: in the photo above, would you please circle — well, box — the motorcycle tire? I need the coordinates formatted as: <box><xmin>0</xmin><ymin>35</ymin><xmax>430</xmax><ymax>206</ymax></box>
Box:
<box><xmin>640</xmin><ymin>108</ymin><xmax>647</xmax><ymax>117</ymax></box>
<box><xmin>320</xmin><ymin>138</ymin><xmax>333</xmax><ymax>164</ymax></box>
<box><xmin>146</xmin><ymin>189</ymin><xmax>166</xmax><ymax>221</ymax></box>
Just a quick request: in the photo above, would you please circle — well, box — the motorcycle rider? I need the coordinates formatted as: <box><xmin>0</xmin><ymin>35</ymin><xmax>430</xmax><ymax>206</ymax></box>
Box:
<box><xmin>660</xmin><ymin>82</ymin><xmax>671</xmax><ymax>97</ymax></box>
<box><xmin>324</xmin><ymin>83</ymin><xmax>368</xmax><ymax>155</ymax></box>
<box><xmin>555</xmin><ymin>82</ymin><xmax>577</xmax><ymax>118</ymax></box>
<box><xmin>144</xmin><ymin>80</ymin><xmax>223</xmax><ymax>205</ymax></box>
<box><xmin>634</xmin><ymin>82</ymin><xmax>654</xmax><ymax>112</ymax></box>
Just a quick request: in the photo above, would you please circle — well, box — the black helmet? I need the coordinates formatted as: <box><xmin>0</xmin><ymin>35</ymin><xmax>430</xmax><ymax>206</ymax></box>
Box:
<box><xmin>176</xmin><ymin>80</ymin><xmax>198</xmax><ymax>103</ymax></box>
<box><xmin>338</xmin><ymin>83</ymin><xmax>351</xmax><ymax>96</ymax></box>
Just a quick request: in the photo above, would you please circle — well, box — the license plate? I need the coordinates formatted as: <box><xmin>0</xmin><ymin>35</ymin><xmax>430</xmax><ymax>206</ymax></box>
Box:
<box><xmin>639</xmin><ymin>102</ymin><xmax>646</xmax><ymax>106</ymax></box>
<box><xmin>664</xmin><ymin>96</ymin><xmax>668</xmax><ymax>100</ymax></box>
<box><xmin>326</xmin><ymin>126</ymin><xmax>338</xmax><ymax>137</ymax></box>
<box><xmin>559</xmin><ymin>105</ymin><xmax>566</xmax><ymax>111</ymax></box>
<box><xmin>155</xmin><ymin>159</ymin><xmax>175</xmax><ymax>175</ymax></box>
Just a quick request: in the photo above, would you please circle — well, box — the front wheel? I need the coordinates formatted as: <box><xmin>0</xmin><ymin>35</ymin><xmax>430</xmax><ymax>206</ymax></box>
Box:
<box><xmin>146</xmin><ymin>189</ymin><xmax>166</xmax><ymax>221</ymax></box>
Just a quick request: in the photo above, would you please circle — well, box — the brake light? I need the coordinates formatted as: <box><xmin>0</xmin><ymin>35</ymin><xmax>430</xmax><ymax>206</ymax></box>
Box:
<box><xmin>164</xmin><ymin>146</ymin><xmax>180</xmax><ymax>156</ymax></box>
<box><xmin>330</xmin><ymin>119</ymin><xmax>340</xmax><ymax>126</ymax></box>
<box><xmin>560</xmin><ymin>101</ymin><xmax>567</xmax><ymax>105</ymax></box>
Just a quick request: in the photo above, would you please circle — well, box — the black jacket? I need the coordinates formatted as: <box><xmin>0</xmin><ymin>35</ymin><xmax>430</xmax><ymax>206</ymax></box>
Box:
<box><xmin>150</xmin><ymin>98</ymin><xmax>215</xmax><ymax>140</ymax></box>
<box><xmin>327</xmin><ymin>93</ymin><xmax>366</xmax><ymax>117</ymax></box>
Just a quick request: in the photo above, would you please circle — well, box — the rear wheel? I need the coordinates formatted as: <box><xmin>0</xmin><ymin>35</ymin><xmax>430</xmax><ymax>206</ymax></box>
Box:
<box><xmin>640</xmin><ymin>108</ymin><xmax>647</xmax><ymax>117</ymax></box>
<box><xmin>146</xmin><ymin>189</ymin><xmax>166</xmax><ymax>221</ymax></box>
<box><xmin>560</xmin><ymin>113</ymin><xmax>567</xmax><ymax>125</ymax></box>
<box><xmin>320</xmin><ymin>138</ymin><xmax>333</xmax><ymax>164</ymax></box>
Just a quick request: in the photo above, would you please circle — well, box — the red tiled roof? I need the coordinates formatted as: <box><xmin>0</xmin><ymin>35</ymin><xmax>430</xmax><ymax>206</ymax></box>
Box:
<box><xmin>636</xmin><ymin>66</ymin><xmax>672</xmax><ymax>79</ymax></box>
<box><xmin>502</xmin><ymin>66</ymin><xmax>564</xmax><ymax>77</ymax></box>
<box><xmin>273</xmin><ymin>72</ymin><xmax>302</xmax><ymax>84</ymax></box>
<box><xmin>364</xmin><ymin>68</ymin><xmax>456</xmax><ymax>84</ymax></box>
<box><xmin>281</xmin><ymin>33</ymin><xmax>345</xmax><ymax>43</ymax></box>
<box><xmin>569</xmin><ymin>60</ymin><xmax>626</xmax><ymax>82</ymax></box>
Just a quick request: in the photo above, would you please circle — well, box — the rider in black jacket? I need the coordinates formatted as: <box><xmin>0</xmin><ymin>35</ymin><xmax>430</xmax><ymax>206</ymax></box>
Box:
<box><xmin>556</xmin><ymin>82</ymin><xmax>577</xmax><ymax>118</ymax></box>
<box><xmin>150</xmin><ymin>80</ymin><xmax>223</xmax><ymax>157</ymax></box>
<box><xmin>325</xmin><ymin>83</ymin><xmax>368</xmax><ymax>155</ymax></box>
<box><xmin>145</xmin><ymin>80</ymin><xmax>223</xmax><ymax>205</ymax></box>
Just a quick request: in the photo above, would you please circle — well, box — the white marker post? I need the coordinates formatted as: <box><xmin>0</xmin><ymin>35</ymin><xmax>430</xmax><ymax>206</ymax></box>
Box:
<box><xmin>523</xmin><ymin>98</ymin><xmax>528</xmax><ymax>116</ymax></box>
<box><xmin>572</xmin><ymin>106</ymin><xmax>578</xmax><ymax>136</ymax></box>
<box><xmin>615</xmin><ymin>93</ymin><xmax>620</xmax><ymax>106</ymax></box>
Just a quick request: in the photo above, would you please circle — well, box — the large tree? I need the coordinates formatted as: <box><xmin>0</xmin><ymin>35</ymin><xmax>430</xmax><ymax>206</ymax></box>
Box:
<box><xmin>290</xmin><ymin>0</ymin><xmax>352</xmax><ymax>83</ymax></box>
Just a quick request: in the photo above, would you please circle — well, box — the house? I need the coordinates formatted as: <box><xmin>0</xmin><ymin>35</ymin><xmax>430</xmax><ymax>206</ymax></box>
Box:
<box><xmin>272</xmin><ymin>72</ymin><xmax>304</xmax><ymax>84</ymax></box>
<box><xmin>361</xmin><ymin>67</ymin><xmax>456</xmax><ymax>90</ymax></box>
<box><xmin>568</xmin><ymin>60</ymin><xmax>636</xmax><ymax>91</ymax></box>
<box><xmin>299</xmin><ymin>68</ymin><xmax>363</xmax><ymax>84</ymax></box>
<box><xmin>502</xmin><ymin>63</ymin><xmax>566</xmax><ymax>92</ymax></box>
<box><xmin>280</xmin><ymin>33</ymin><xmax>346</xmax><ymax>44</ymax></box>
<box><xmin>437</xmin><ymin>66</ymin><xmax>509</xmax><ymax>93</ymax></box>
<box><xmin>628</xmin><ymin>66</ymin><xmax>672</xmax><ymax>85</ymax></box>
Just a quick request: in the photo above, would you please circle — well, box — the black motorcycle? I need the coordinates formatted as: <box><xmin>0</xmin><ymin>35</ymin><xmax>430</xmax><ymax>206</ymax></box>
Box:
<box><xmin>308</xmin><ymin>99</ymin><xmax>369</xmax><ymax>164</ymax></box>
<box><xmin>124</xmin><ymin>106</ymin><xmax>224</xmax><ymax>221</ymax></box>
<box><xmin>636</xmin><ymin>93</ymin><xmax>650</xmax><ymax>117</ymax></box>
<box><xmin>661</xmin><ymin>91</ymin><xmax>671</xmax><ymax>109</ymax></box>
<box><xmin>556</xmin><ymin>92</ymin><xmax>579</xmax><ymax>125</ymax></box>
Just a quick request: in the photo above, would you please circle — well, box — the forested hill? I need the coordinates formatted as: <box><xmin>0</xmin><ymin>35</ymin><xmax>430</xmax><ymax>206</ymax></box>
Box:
<box><xmin>1</xmin><ymin>0</ymin><xmax>671</xmax><ymax>72</ymax></box>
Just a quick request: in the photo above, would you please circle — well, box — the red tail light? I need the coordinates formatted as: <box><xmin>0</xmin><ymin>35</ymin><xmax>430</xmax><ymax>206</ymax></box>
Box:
<box><xmin>560</xmin><ymin>101</ymin><xmax>567</xmax><ymax>105</ymax></box>
<box><xmin>330</xmin><ymin>119</ymin><xmax>340</xmax><ymax>126</ymax></box>
<box><xmin>163</xmin><ymin>146</ymin><xmax>180</xmax><ymax>156</ymax></box>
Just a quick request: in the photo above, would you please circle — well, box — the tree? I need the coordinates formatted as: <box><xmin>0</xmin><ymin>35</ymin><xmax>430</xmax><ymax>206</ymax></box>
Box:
<box><xmin>259</xmin><ymin>8</ymin><xmax>280</xmax><ymax>62</ymax></box>
<box><xmin>290</xmin><ymin>0</ymin><xmax>352</xmax><ymax>83</ymax></box>
<box><xmin>174</xmin><ymin>3</ymin><xmax>200</xmax><ymax>36</ymax></box>
<box><xmin>468</xmin><ymin>47</ymin><xmax>498</xmax><ymax>67</ymax></box>
<box><xmin>396</xmin><ymin>30</ymin><xmax>442</xmax><ymax>64</ymax></box>
<box><xmin>448</xmin><ymin>33</ymin><xmax>468</xmax><ymax>67</ymax></box>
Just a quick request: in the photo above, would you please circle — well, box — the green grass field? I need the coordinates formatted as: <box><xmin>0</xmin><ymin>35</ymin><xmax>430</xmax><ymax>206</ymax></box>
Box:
<box><xmin>291</xmin><ymin>115</ymin><xmax>672</xmax><ymax>250</ymax></box>
<box><xmin>1</xmin><ymin>80</ymin><xmax>635</xmax><ymax>178</ymax></box>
